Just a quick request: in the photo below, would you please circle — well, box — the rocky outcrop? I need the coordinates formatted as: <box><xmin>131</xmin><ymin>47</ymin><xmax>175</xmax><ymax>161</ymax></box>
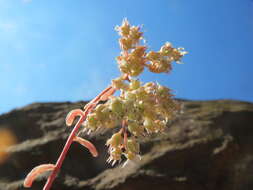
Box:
<box><xmin>0</xmin><ymin>100</ymin><xmax>253</xmax><ymax>190</ymax></box>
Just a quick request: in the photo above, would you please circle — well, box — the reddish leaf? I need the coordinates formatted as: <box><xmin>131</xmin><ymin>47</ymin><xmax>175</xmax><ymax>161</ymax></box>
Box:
<box><xmin>65</xmin><ymin>109</ymin><xmax>84</xmax><ymax>126</ymax></box>
<box><xmin>24</xmin><ymin>164</ymin><xmax>55</xmax><ymax>188</ymax></box>
<box><xmin>74</xmin><ymin>136</ymin><xmax>98</xmax><ymax>157</ymax></box>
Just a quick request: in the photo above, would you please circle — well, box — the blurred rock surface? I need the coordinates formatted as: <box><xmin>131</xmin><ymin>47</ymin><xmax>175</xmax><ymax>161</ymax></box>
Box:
<box><xmin>0</xmin><ymin>100</ymin><xmax>252</xmax><ymax>190</ymax></box>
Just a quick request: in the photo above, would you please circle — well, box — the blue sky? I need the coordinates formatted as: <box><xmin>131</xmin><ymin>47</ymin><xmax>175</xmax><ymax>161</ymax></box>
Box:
<box><xmin>0</xmin><ymin>0</ymin><xmax>253</xmax><ymax>114</ymax></box>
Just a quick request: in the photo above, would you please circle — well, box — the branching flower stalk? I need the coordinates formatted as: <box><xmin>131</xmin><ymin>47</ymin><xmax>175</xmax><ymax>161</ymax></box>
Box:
<box><xmin>24</xmin><ymin>19</ymin><xmax>187</xmax><ymax>190</ymax></box>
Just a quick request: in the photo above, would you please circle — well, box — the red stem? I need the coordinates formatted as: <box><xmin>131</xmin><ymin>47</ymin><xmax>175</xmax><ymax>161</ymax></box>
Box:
<box><xmin>43</xmin><ymin>86</ymin><xmax>113</xmax><ymax>190</ymax></box>
<box><xmin>43</xmin><ymin>115</ymin><xmax>86</xmax><ymax>190</ymax></box>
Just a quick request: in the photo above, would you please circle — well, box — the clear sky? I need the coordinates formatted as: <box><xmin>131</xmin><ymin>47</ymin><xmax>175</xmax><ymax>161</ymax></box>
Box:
<box><xmin>0</xmin><ymin>0</ymin><xmax>253</xmax><ymax>114</ymax></box>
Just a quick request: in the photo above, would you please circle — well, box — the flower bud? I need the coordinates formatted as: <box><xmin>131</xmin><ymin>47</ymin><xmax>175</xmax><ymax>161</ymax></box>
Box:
<box><xmin>146</xmin><ymin>51</ymin><xmax>160</xmax><ymax>60</ymax></box>
<box><xmin>129</xmin><ymin>66</ymin><xmax>144</xmax><ymax>76</ymax></box>
<box><xmin>148</xmin><ymin>59</ymin><xmax>172</xmax><ymax>73</ymax></box>
<box><xmin>143</xmin><ymin>117</ymin><xmax>156</xmax><ymax>133</ymax></box>
<box><xmin>160</xmin><ymin>42</ymin><xmax>173</xmax><ymax>56</ymax></box>
<box><xmin>119</xmin><ymin>37</ymin><xmax>133</xmax><ymax>51</ymax></box>
<box><xmin>110</xmin><ymin>147</ymin><xmax>122</xmax><ymax>160</ymax></box>
<box><xmin>94</xmin><ymin>104</ymin><xmax>109</xmax><ymax>121</ymax></box>
<box><xmin>110</xmin><ymin>98</ymin><xmax>124</xmax><ymax>115</ymax></box>
<box><xmin>127</xmin><ymin>138</ymin><xmax>140</xmax><ymax>153</ymax></box>
<box><xmin>128</xmin><ymin>122</ymin><xmax>144</xmax><ymax>136</ymax></box>
<box><xmin>135</xmin><ymin>87</ymin><xmax>147</xmax><ymax>99</ymax></box>
<box><xmin>85</xmin><ymin>113</ymin><xmax>99</xmax><ymax>130</ymax></box>
<box><xmin>171</xmin><ymin>48</ymin><xmax>187</xmax><ymax>62</ymax></box>
<box><xmin>120</xmin><ymin>19</ymin><xmax>130</xmax><ymax>37</ymax></box>
<box><xmin>127</xmin><ymin>108</ymin><xmax>141</xmax><ymax>121</ymax></box>
<box><xmin>131</xmin><ymin>46</ymin><xmax>146</xmax><ymax>57</ymax></box>
<box><xmin>106</xmin><ymin>132</ymin><xmax>123</xmax><ymax>148</ymax></box>
<box><xmin>129</xmin><ymin>26</ymin><xmax>143</xmax><ymax>44</ymax></box>
<box><xmin>157</xmin><ymin>85</ymin><xmax>170</xmax><ymax>96</ymax></box>
<box><xmin>125</xmin><ymin>151</ymin><xmax>135</xmax><ymax>160</ymax></box>
<box><xmin>129</xmin><ymin>79</ymin><xmax>141</xmax><ymax>90</ymax></box>
<box><xmin>124</xmin><ymin>91</ymin><xmax>136</xmax><ymax>101</ymax></box>
<box><xmin>111</xmin><ymin>77</ymin><xmax>129</xmax><ymax>90</ymax></box>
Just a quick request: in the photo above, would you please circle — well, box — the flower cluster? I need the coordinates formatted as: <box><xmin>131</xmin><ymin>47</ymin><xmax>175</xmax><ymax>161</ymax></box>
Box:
<box><xmin>83</xmin><ymin>79</ymin><xmax>180</xmax><ymax>164</ymax></box>
<box><xmin>82</xmin><ymin>19</ymin><xmax>186</xmax><ymax>165</ymax></box>
<box><xmin>115</xmin><ymin>19</ymin><xmax>187</xmax><ymax>76</ymax></box>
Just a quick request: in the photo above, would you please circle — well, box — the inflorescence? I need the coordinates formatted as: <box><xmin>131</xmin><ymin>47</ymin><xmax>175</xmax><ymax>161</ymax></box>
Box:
<box><xmin>24</xmin><ymin>18</ymin><xmax>187</xmax><ymax>190</ymax></box>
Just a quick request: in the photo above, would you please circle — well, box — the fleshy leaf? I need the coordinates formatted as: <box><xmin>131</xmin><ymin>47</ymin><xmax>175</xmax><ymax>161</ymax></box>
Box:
<box><xmin>24</xmin><ymin>164</ymin><xmax>55</xmax><ymax>188</ymax></box>
<box><xmin>74</xmin><ymin>136</ymin><xmax>98</xmax><ymax>157</ymax></box>
<box><xmin>65</xmin><ymin>109</ymin><xmax>84</xmax><ymax>126</ymax></box>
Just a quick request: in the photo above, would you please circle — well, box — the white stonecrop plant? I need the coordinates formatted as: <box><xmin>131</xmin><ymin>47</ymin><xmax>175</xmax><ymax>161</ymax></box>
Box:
<box><xmin>24</xmin><ymin>18</ymin><xmax>187</xmax><ymax>190</ymax></box>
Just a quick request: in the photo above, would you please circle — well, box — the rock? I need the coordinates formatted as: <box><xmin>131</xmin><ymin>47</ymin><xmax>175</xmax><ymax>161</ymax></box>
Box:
<box><xmin>0</xmin><ymin>100</ymin><xmax>253</xmax><ymax>190</ymax></box>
